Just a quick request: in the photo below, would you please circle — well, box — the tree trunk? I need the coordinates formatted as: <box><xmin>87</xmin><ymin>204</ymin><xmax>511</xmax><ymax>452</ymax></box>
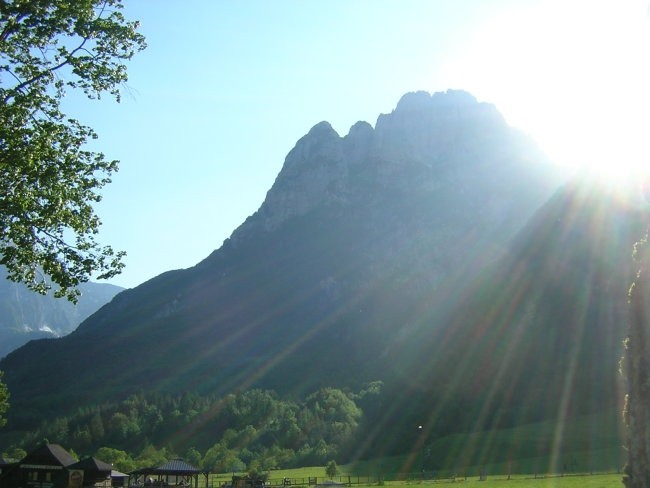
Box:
<box><xmin>624</xmin><ymin>232</ymin><xmax>650</xmax><ymax>488</ymax></box>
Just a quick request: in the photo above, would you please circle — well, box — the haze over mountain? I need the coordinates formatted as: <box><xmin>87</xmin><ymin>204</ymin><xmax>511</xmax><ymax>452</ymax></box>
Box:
<box><xmin>1</xmin><ymin>90</ymin><xmax>639</xmax><ymax>462</ymax></box>
<box><xmin>0</xmin><ymin>271</ymin><xmax>123</xmax><ymax>359</ymax></box>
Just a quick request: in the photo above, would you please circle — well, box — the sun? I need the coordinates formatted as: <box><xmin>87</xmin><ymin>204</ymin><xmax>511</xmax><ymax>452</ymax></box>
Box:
<box><xmin>441</xmin><ymin>0</ymin><xmax>650</xmax><ymax>190</ymax></box>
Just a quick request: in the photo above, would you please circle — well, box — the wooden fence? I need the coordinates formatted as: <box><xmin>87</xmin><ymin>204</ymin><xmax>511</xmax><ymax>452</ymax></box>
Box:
<box><xmin>205</xmin><ymin>475</ymin><xmax>379</xmax><ymax>488</ymax></box>
<box><xmin>204</xmin><ymin>469</ymin><xmax>622</xmax><ymax>487</ymax></box>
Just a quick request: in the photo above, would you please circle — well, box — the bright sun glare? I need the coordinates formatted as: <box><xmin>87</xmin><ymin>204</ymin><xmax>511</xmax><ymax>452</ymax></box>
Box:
<box><xmin>445</xmin><ymin>1</ymin><xmax>650</xmax><ymax>191</ymax></box>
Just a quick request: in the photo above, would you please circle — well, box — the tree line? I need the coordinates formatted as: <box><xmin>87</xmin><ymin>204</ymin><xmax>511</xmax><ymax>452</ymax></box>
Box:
<box><xmin>2</xmin><ymin>385</ymin><xmax>382</xmax><ymax>473</ymax></box>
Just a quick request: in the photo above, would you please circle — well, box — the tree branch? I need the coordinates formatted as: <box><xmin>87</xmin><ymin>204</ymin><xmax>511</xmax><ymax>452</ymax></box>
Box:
<box><xmin>2</xmin><ymin>35</ymin><xmax>90</xmax><ymax>104</ymax></box>
<box><xmin>0</xmin><ymin>12</ymin><xmax>27</xmax><ymax>44</ymax></box>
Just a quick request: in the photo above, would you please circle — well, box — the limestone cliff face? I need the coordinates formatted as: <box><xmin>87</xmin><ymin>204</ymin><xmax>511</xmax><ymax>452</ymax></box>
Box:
<box><xmin>229</xmin><ymin>89</ymin><xmax>558</xmax><ymax>285</ymax></box>
<box><xmin>372</xmin><ymin>90</ymin><xmax>504</xmax><ymax>169</ymax></box>
<box><xmin>257</xmin><ymin>121</ymin><xmax>348</xmax><ymax>231</ymax></box>
<box><xmin>74</xmin><ymin>89</ymin><xmax>557</xmax><ymax>338</ymax></box>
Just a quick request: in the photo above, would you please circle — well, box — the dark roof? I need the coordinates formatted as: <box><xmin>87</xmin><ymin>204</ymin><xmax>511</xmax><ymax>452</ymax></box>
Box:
<box><xmin>0</xmin><ymin>456</ymin><xmax>18</xmax><ymax>466</ymax></box>
<box><xmin>69</xmin><ymin>457</ymin><xmax>112</xmax><ymax>473</ymax></box>
<box><xmin>130</xmin><ymin>459</ymin><xmax>200</xmax><ymax>476</ymax></box>
<box><xmin>155</xmin><ymin>459</ymin><xmax>201</xmax><ymax>474</ymax></box>
<box><xmin>129</xmin><ymin>466</ymin><xmax>156</xmax><ymax>476</ymax></box>
<box><xmin>21</xmin><ymin>444</ymin><xmax>77</xmax><ymax>468</ymax></box>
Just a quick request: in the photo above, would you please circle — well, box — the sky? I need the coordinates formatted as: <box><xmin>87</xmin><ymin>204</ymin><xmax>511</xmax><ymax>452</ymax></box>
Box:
<box><xmin>70</xmin><ymin>0</ymin><xmax>650</xmax><ymax>289</ymax></box>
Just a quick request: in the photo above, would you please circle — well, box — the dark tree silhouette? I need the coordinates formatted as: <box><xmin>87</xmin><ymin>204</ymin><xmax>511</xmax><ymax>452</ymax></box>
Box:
<box><xmin>624</xmin><ymin>227</ymin><xmax>650</xmax><ymax>488</ymax></box>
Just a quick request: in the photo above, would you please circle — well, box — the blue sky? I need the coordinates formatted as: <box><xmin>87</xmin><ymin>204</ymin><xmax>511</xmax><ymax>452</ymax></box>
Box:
<box><xmin>72</xmin><ymin>0</ymin><xmax>650</xmax><ymax>288</ymax></box>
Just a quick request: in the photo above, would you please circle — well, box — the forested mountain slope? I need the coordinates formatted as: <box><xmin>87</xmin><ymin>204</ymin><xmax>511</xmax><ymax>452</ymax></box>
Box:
<box><xmin>0</xmin><ymin>271</ymin><xmax>123</xmax><ymax>359</ymax></box>
<box><xmin>1</xmin><ymin>90</ymin><xmax>577</xmax><ymax>457</ymax></box>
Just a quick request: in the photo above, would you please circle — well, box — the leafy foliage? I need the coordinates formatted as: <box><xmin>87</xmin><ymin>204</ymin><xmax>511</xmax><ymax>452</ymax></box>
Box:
<box><xmin>11</xmin><ymin>388</ymin><xmax>364</xmax><ymax>471</ymax></box>
<box><xmin>325</xmin><ymin>460</ymin><xmax>338</xmax><ymax>479</ymax></box>
<box><xmin>0</xmin><ymin>0</ymin><xmax>145</xmax><ymax>301</ymax></box>
<box><xmin>95</xmin><ymin>446</ymin><xmax>136</xmax><ymax>473</ymax></box>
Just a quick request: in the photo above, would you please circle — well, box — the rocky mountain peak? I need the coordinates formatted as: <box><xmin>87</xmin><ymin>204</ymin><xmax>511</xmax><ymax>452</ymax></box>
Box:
<box><xmin>233</xmin><ymin>120</ymin><xmax>347</xmax><ymax>237</ymax></box>
<box><xmin>391</xmin><ymin>89</ymin><xmax>484</xmax><ymax>115</ymax></box>
<box><xmin>342</xmin><ymin>121</ymin><xmax>374</xmax><ymax>166</ymax></box>
<box><xmin>392</xmin><ymin>89</ymin><xmax>477</xmax><ymax>114</ymax></box>
<box><xmin>281</xmin><ymin>121</ymin><xmax>342</xmax><ymax>172</ymax></box>
<box><xmin>229</xmin><ymin>90</ymin><xmax>542</xmax><ymax>246</ymax></box>
<box><xmin>394</xmin><ymin>90</ymin><xmax>436</xmax><ymax>111</ymax></box>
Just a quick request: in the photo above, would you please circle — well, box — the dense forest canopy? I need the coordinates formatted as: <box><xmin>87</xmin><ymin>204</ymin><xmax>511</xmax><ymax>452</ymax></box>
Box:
<box><xmin>1</xmin><ymin>386</ymin><xmax>380</xmax><ymax>473</ymax></box>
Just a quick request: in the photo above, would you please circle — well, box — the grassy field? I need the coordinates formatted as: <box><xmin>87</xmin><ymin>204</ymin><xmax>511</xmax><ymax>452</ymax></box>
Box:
<box><xmin>209</xmin><ymin>466</ymin><xmax>624</xmax><ymax>488</ymax></box>
<box><xmin>387</xmin><ymin>474</ymin><xmax>623</xmax><ymax>486</ymax></box>
<box><xmin>347</xmin><ymin>412</ymin><xmax>625</xmax><ymax>478</ymax></box>
<box><xmin>209</xmin><ymin>412</ymin><xmax>626</xmax><ymax>487</ymax></box>
<box><xmin>211</xmin><ymin>472</ymin><xmax>624</xmax><ymax>487</ymax></box>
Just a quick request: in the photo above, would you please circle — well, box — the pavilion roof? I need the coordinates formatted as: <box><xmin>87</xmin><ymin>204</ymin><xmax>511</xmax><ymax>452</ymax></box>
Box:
<box><xmin>155</xmin><ymin>459</ymin><xmax>201</xmax><ymax>474</ymax></box>
<box><xmin>130</xmin><ymin>459</ymin><xmax>201</xmax><ymax>476</ymax></box>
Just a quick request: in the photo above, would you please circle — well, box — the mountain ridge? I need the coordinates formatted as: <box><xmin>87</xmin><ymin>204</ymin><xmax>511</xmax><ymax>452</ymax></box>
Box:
<box><xmin>0</xmin><ymin>272</ymin><xmax>124</xmax><ymax>359</ymax></box>
<box><xmin>1</xmin><ymin>90</ymin><xmax>570</xmax><ymax>454</ymax></box>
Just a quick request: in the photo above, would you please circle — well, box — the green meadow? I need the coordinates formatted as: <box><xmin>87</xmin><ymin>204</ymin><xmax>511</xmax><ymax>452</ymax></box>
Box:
<box><xmin>195</xmin><ymin>411</ymin><xmax>627</xmax><ymax>488</ymax></box>
<box><xmin>347</xmin><ymin>412</ymin><xmax>624</xmax><ymax>478</ymax></box>
<box><xmin>211</xmin><ymin>470</ymin><xmax>623</xmax><ymax>488</ymax></box>
<box><xmin>206</xmin><ymin>412</ymin><xmax>626</xmax><ymax>488</ymax></box>
<box><xmin>383</xmin><ymin>474</ymin><xmax>622</xmax><ymax>486</ymax></box>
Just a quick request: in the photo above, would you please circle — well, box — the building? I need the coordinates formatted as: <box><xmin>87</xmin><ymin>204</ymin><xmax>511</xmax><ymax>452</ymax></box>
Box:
<box><xmin>129</xmin><ymin>459</ymin><xmax>203</xmax><ymax>488</ymax></box>
<box><xmin>67</xmin><ymin>458</ymin><xmax>112</xmax><ymax>488</ymax></box>
<box><xmin>0</xmin><ymin>444</ymin><xmax>115</xmax><ymax>488</ymax></box>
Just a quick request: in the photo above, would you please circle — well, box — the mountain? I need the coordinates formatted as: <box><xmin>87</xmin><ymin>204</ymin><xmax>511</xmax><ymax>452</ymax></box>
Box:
<box><xmin>402</xmin><ymin>176</ymin><xmax>647</xmax><ymax>392</ymax></box>
<box><xmin>0</xmin><ymin>271</ymin><xmax>124</xmax><ymax>359</ymax></box>
<box><xmin>1</xmin><ymin>89</ymin><xmax>568</xmax><ymax>447</ymax></box>
<box><xmin>366</xmin><ymin>178</ymin><xmax>647</xmax><ymax>459</ymax></box>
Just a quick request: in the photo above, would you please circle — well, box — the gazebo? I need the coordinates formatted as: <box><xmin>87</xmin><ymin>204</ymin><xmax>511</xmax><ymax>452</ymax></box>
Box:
<box><xmin>130</xmin><ymin>459</ymin><xmax>202</xmax><ymax>488</ymax></box>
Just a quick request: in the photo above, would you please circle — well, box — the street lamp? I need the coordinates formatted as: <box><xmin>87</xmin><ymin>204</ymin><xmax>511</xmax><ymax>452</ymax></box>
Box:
<box><xmin>418</xmin><ymin>425</ymin><xmax>424</xmax><ymax>478</ymax></box>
